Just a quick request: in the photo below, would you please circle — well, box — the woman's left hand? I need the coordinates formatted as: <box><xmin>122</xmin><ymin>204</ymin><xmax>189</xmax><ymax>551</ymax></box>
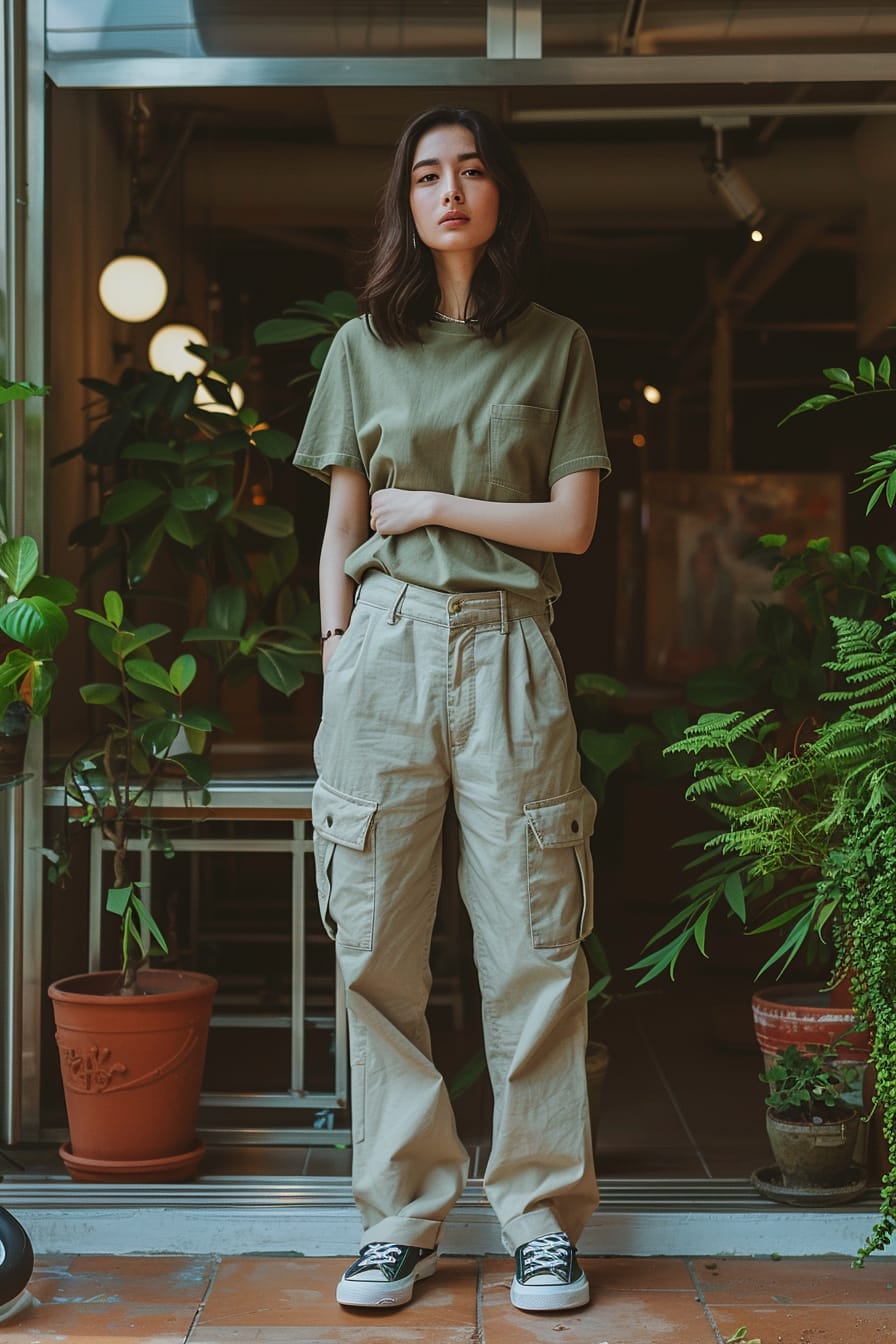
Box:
<box><xmin>370</xmin><ymin>488</ymin><xmax>437</xmax><ymax>535</ymax></box>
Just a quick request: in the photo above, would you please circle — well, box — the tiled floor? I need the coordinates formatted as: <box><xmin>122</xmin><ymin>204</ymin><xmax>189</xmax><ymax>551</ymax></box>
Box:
<box><xmin>4</xmin><ymin>1253</ymin><xmax>896</xmax><ymax>1342</ymax></box>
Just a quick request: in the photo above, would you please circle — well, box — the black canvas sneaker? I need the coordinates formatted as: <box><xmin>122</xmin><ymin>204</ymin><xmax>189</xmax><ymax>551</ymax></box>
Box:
<box><xmin>511</xmin><ymin>1231</ymin><xmax>590</xmax><ymax>1311</ymax></box>
<box><xmin>336</xmin><ymin>1242</ymin><xmax>439</xmax><ymax>1307</ymax></box>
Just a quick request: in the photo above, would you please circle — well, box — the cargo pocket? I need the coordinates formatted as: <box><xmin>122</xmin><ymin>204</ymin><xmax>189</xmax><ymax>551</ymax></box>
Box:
<box><xmin>488</xmin><ymin>403</ymin><xmax>558</xmax><ymax>499</ymax></box>
<box><xmin>524</xmin><ymin>786</ymin><xmax>597</xmax><ymax>948</ymax></box>
<box><xmin>312</xmin><ymin>779</ymin><xmax>378</xmax><ymax>950</ymax></box>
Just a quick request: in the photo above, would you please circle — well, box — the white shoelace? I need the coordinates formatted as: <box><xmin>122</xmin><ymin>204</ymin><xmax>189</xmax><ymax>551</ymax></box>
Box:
<box><xmin>356</xmin><ymin>1242</ymin><xmax>402</xmax><ymax>1270</ymax></box>
<box><xmin>521</xmin><ymin>1232</ymin><xmax>571</xmax><ymax>1276</ymax></box>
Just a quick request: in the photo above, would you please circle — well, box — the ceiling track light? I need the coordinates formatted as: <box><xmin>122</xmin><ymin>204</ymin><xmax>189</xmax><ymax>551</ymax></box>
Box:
<box><xmin>98</xmin><ymin>93</ymin><xmax>169</xmax><ymax>323</ymax></box>
<box><xmin>702</xmin><ymin>118</ymin><xmax>766</xmax><ymax>233</ymax></box>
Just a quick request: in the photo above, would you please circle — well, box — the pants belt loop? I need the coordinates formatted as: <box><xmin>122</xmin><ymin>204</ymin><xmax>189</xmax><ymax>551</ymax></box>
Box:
<box><xmin>499</xmin><ymin>590</ymin><xmax>509</xmax><ymax>636</ymax></box>
<box><xmin>387</xmin><ymin>581</ymin><xmax>409</xmax><ymax>625</ymax></box>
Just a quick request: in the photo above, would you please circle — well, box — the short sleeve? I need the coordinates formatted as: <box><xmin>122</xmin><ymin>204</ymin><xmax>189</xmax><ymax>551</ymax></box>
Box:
<box><xmin>292</xmin><ymin>325</ymin><xmax>367</xmax><ymax>484</ymax></box>
<box><xmin>548</xmin><ymin>329</ymin><xmax>612</xmax><ymax>487</ymax></box>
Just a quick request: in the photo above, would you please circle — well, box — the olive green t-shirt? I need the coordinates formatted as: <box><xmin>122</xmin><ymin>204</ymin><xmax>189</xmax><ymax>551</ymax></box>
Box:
<box><xmin>293</xmin><ymin>302</ymin><xmax>611</xmax><ymax>600</ymax></box>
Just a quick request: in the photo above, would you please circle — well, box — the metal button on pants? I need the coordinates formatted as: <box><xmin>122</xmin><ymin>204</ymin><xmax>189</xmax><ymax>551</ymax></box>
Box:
<box><xmin>312</xmin><ymin>571</ymin><xmax>599</xmax><ymax>1253</ymax></box>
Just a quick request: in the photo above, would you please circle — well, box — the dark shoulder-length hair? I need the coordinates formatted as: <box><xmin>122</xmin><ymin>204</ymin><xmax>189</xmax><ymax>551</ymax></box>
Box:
<box><xmin>359</xmin><ymin>106</ymin><xmax>547</xmax><ymax>345</ymax></box>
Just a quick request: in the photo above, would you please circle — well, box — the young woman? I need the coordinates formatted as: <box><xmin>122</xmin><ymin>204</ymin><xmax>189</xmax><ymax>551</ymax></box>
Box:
<box><xmin>294</xmin><ymin>105</ymin><xmax>611</xmax><ymax>1314</ymax></box>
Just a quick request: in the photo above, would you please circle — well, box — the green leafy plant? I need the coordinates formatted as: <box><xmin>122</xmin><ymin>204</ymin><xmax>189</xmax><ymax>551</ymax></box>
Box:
<box><xmin>57</xmin><ymin>351</ymin><xmax>319</xmax><ymax>702</ymax></box>
<box><xmin>638</xmin><ymin>354</ymin><xmax>896</xmax><ymax>1264</ymax></box>
<box><xmin>760</xmin><ymin>1043</ymin><xmax>859</xmax><ymax>1122</ymax></box>
<box><xmin>51</xmin><ymin>589</ymin><xmax>231</xmax><ymax>994</ymax></box>
<box><xmin>254</xmin><ymin>289</ymin><xmax>358</xmax><ymax>385</ymax></box>
<box><xmin>0</xmin><ymin>536</ymin><xmax>76</xmax><ymax>719</ymax></box>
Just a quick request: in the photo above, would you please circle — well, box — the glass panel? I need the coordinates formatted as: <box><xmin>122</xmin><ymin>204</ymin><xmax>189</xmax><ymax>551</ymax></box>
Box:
<box><xmin>542</xmin><ymin>1</ymin><xmax>896</xmax><ymax>58</ymax></box>
<box><xmin>47</xmin><ymin>0</ymin><xmax>488</xmax><ymax>61</ymax></box>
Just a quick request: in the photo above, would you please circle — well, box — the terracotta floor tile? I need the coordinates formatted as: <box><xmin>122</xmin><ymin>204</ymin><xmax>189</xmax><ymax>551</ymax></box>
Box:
<box><xmin>0</xmin><ymin>1299</ymin><xmax>193</xmax><ymax>1341</ymax></box>
<box><xmin>480</xmin><ymin>1261</ymin><xmax>715</xmax><ymax>1343</ymax></box>
<box><xmin>31</xmin><ymin>1254</ymin><xmax>215</xmax><ymax>1304</ymax></box>
<box><xmin>199</xmin><ymin>1254</ymin><xmax>477</xmax><ymax>1328</ymax></box>
<box><xmin>692</xmin><ymin>1255</ymin><xmax>896</xmax><ymax>1304</ymax></box>
<box><xmin>582</xmin><ymin>1256</ymin><xmax>695</xmax><ymax>1291</ymax></box>
<box><xmin>191</xmin><ymin>1329</ymin><xmax>476</xmax><ymax>1343</ymax></box>
<box><xmin>710</xmin><ymin>1303</ymin><xmax>896</xmax><ymax>1343</ymax></box>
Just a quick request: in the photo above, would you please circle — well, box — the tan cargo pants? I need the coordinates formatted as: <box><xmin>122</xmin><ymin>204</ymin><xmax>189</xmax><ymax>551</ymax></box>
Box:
<box><xmin>312</xmin><ymin>571</ymin><xmax>599</xmax><ymax>1254</ymax></box>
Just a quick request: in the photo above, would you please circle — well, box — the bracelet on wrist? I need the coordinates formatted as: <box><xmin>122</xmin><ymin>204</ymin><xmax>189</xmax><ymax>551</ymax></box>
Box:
<box><xmin>321</xmin><ymin>627</ymin><xmax>345</xmax><ymax>644</ymax></box>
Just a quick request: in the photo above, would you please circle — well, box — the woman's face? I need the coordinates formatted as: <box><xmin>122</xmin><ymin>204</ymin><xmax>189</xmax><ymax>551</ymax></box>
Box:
<box><xmin>408</xmin><ymin>123</ymin><xmax>500</xmax><ymax>258</ymax></box>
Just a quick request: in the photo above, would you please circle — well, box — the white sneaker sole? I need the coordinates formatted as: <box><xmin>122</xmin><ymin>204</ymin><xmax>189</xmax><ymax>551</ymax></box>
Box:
<box><xmin>336</xmin><ymin>1251</ymin><xmax>439</xmax><ymax>1308</ymax></box>
<box><xmin>510</xmin><ymin>1270</ymin><xmax>590</xmax><ymax>1312</ymax></box>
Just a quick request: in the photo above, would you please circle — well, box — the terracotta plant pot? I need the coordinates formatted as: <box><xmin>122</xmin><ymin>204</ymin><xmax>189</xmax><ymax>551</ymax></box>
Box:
<box><xmin>766</xmin><ymin>1107</ymin><xmax>862</xmax><ymax>1190</ymax></box>
<box><xmin>752</xmin><ymin>983</ymin><xmax>869</xmax><ymax>1096</ymax></box>
<box><xmin>47</xmin><ymin>969</ymin><xmax>216</xmax><ymax>1182</ymax></box>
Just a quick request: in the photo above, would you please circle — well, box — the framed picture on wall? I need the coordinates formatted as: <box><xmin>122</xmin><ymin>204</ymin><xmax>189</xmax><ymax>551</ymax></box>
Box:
<box><xmin>642</xmin><ymin>472</ymin><xmax>844</xmax><ymax>683</ymax></box>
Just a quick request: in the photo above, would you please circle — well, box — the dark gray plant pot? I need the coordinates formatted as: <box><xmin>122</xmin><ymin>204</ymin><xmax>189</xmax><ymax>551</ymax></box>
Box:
<box><xmin>766</xmin><ymin>1108</ymin><xmax>861</xmax><ymax>1189</ymax></box>
<box><xmin>0</xmin><ymin>702</ymin><xmax>30</xmax><ymax>785</ymax></box>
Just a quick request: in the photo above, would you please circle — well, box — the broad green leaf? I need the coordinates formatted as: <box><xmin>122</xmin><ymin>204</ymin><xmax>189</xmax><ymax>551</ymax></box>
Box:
<box><xmin>207</xmin><ymin>586</ymin><xmax>247</xmax><ymax>637</ymax></box>
<box><xmin>823</xmin><ymin>367</ymin><xmax>854</xmax><ymax>387</ymax></box>
<box><xmin>130</xmin><ymin>893</ymin><xmax>169</xmax><ymax>954</ymax></box>
<box><xmin>857</xmin><ymin>356</ymin><xmax>876</xmax><ymax>386</ymax></box>
<box><xmin>168</xmin><ymin>751</ymin><xmax>212</xmax><ymax>787</ymax></box>
<box><xmin>112</xmin><ymin>623</ymin><xmax>170</xmax><ymax>657</ymax></box>
<box><xmin>28</xmin><ymin>661</ymin><xmax>58</xmax><ymax>718</ymax></box>
<box><xmin>574</xmin><ymin>671</ymin><xmax>628</xmax><ymax>697</ymax></box>
<box><xmin>876</xmin><ymin>544</ymin><xmax>896</xmax><ymax>574</ymax></box>
<box><xmin>169</xmin><ymin>372</ymin><xmax>198</xmax><ymax>421</ymax></box>
<box><xmin>177</xmin><ymin>709</ymin><xmax>211</xmax><ymax>730</ymax></box>
<box><xmin>106</xmin><ymin>884</ymin><xmax>133</xmax><ymax>916</ymax></box>
<box><xmin>758</xmin><ymin>533</ymin><xmax>787</xmax><ymax>549</ymax></box>
<box><xmin>878</xmin><ymin>354</ymin><xmax>892</xmax><ymax>386</ymax></box>
<box><xmin>163</xmin><ymin>506</ymin><xmax>208</xmax><ymax>546</ymax></box>
<box><xmin>126</xmin><ymin>658</ymin><xmax>174</xmax><ymax>693</ymax></box>
<box><xmin>103</xmin><ymin>591</ymin><xmax>124</xmax><ymax>626</ymax></box>
<box><xmin>324</xmin><ymin>289</ymin><xmax>358</xmax><ymax>318</ymax></box>
<box><xmin>252</xmin><ymin>428</ymin><xmax>295</xmax><ymax>460</ymax></box>
<box><xmin>0</xmin><ymin>537</ymin><xmax>39</xmax><ymax>595</ymax></box>
<box><xmin>258</xmin><ymin>647</ymin><xmax>305</xmax><ymax>696</ymax></box>
<box><xmin>79</xmin><ymin>682</ymin><xmax>121</xmax><ymax>705</ymax></box>
<box><xmin>0</xmin><ymin>378</ymin><xmax>50</xmax><ymax>404</ymax></box>
<box><xmin>579</xmin><ymin>729</ymin><xmax>635</xmax><ymax>775</ymax></box>
<box><xmin>311</xmin><ymin>337</ymin><xmax>334</xmax><ymax>370</ymax></box>
<box><xmin>254</xmin><ymin>317</ymin><xmax>330</xmax><ymax>345</ymax></box>
<box><xmin>171</xmin><ymin>485</ymin><xmax>218</xmax><ymax>512</ymax></box>
<box><xmin>126</xmin><ymin>521</ymin><xmax>166</xmax><ymax>586</ymax></box>
<box><xmin>169</xmin><ymin>654</ymin><xmax>197</xmax><ymax>694</ymax></box>
<box><xmin>0</xmin><ymin>596</ymin><xmax>68</xmax><ymax>653</ymax></box>
<box><xmin>24</xmin><ymin>576</ymin><xmax>77</xmax><ymax>606</ymax></box>
<box><xmin>232</xmin><ymin>505</ymin><xmax>295</xmax><ymax>538</ymax></box>
<box><xmin>134</xmin><ymin>717</ymin><xmax>180</xmax><ymax>753</ymax></box>
<box><xmin>101</xmin><ymin>479</ymin><xmax>165</xmax><ymax>524</ymax></box>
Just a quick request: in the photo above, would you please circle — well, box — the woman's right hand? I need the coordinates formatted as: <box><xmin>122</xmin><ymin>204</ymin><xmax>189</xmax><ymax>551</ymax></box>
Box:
<box><xmin>321</xmin><ymin>633</ymin><xmax>344</xmax><ymax>675</ymax></box>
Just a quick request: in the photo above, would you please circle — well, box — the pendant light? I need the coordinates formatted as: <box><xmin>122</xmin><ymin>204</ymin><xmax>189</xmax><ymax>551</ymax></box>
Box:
<box><xmin>149</xmin><ymin>158</ymin><xmax>208</xmax><ymax>376</ymax></box>
<box><xmin>98</xmin><ymin>93</ymin><xmax>169</xmax><ymax>323</ymax></box>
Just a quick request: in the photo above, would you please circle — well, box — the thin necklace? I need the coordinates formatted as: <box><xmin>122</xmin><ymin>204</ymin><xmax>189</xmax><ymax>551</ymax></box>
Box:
<box><xmin>434</xmin><ymin>310</ymin><xmax>478</xmax><ymax>324</ymax></box>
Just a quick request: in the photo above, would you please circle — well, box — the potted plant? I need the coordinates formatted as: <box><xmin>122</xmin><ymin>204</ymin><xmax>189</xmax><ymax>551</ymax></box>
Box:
<box><xmin>0</xmin><ymin>380</ymin><xmax>66</xmax><ymax>784</ymax></box>
<box><xmin>633</xmin><ymin>353</ymin><xmax>896</xmax><ymax>1263</ymax></box>
<box><xmin>57</xmin><ymin>352</ymin><xmax>319</xmax><ymax>713</ymax></box>
<box><xmin>0</xmin><ymin>535</ymin><xmax>76</xmax><ymax>784</ymax></box>
<box><xmin>754</xmin><ymin>1042</ymin><xmax>863</xmax><ymax>1203</ymax></box>
<box><xmin>46</xmin><ymin>589</ymin><xmax>225</xmax><ymax>1182</ymax></box>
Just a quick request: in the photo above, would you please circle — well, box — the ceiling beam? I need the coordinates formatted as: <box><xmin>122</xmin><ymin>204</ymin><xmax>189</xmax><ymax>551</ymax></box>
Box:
<box><xmin>46</xmin><ymin>52</ymin><xmax>896</xmax><ymax>90</ymax></box>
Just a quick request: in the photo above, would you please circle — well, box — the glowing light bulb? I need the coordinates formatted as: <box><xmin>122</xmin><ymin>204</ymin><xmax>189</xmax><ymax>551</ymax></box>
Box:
<box><xmin>98</xmin><ymin>254</ymin><xmax>168</xmax><ymax>322</ymax></box>
<box><xmin>642</xmin><ymin>385</ymin><xmax>662</xmax><ymax>405</ymax></box>
<box><xmin>193</xmin><ymin>377</ymin><xmax>245</xmax><ymax>415</ymax></box>
<box><xmin>148</xmin><ymin>324</ymin><xmax>208</xmax><ymax>378</ymax></box>
<box><xmin>751</xmin><ymin>228</ymin><xmax>764</xmax><ymax>243</ymax></box>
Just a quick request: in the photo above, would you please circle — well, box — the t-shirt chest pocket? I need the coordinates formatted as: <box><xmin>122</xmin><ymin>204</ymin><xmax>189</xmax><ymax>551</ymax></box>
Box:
<box><xmin>488</xmin><ymin>403</ymin><xmax>559</xmax><ymax>500</ymax></box>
